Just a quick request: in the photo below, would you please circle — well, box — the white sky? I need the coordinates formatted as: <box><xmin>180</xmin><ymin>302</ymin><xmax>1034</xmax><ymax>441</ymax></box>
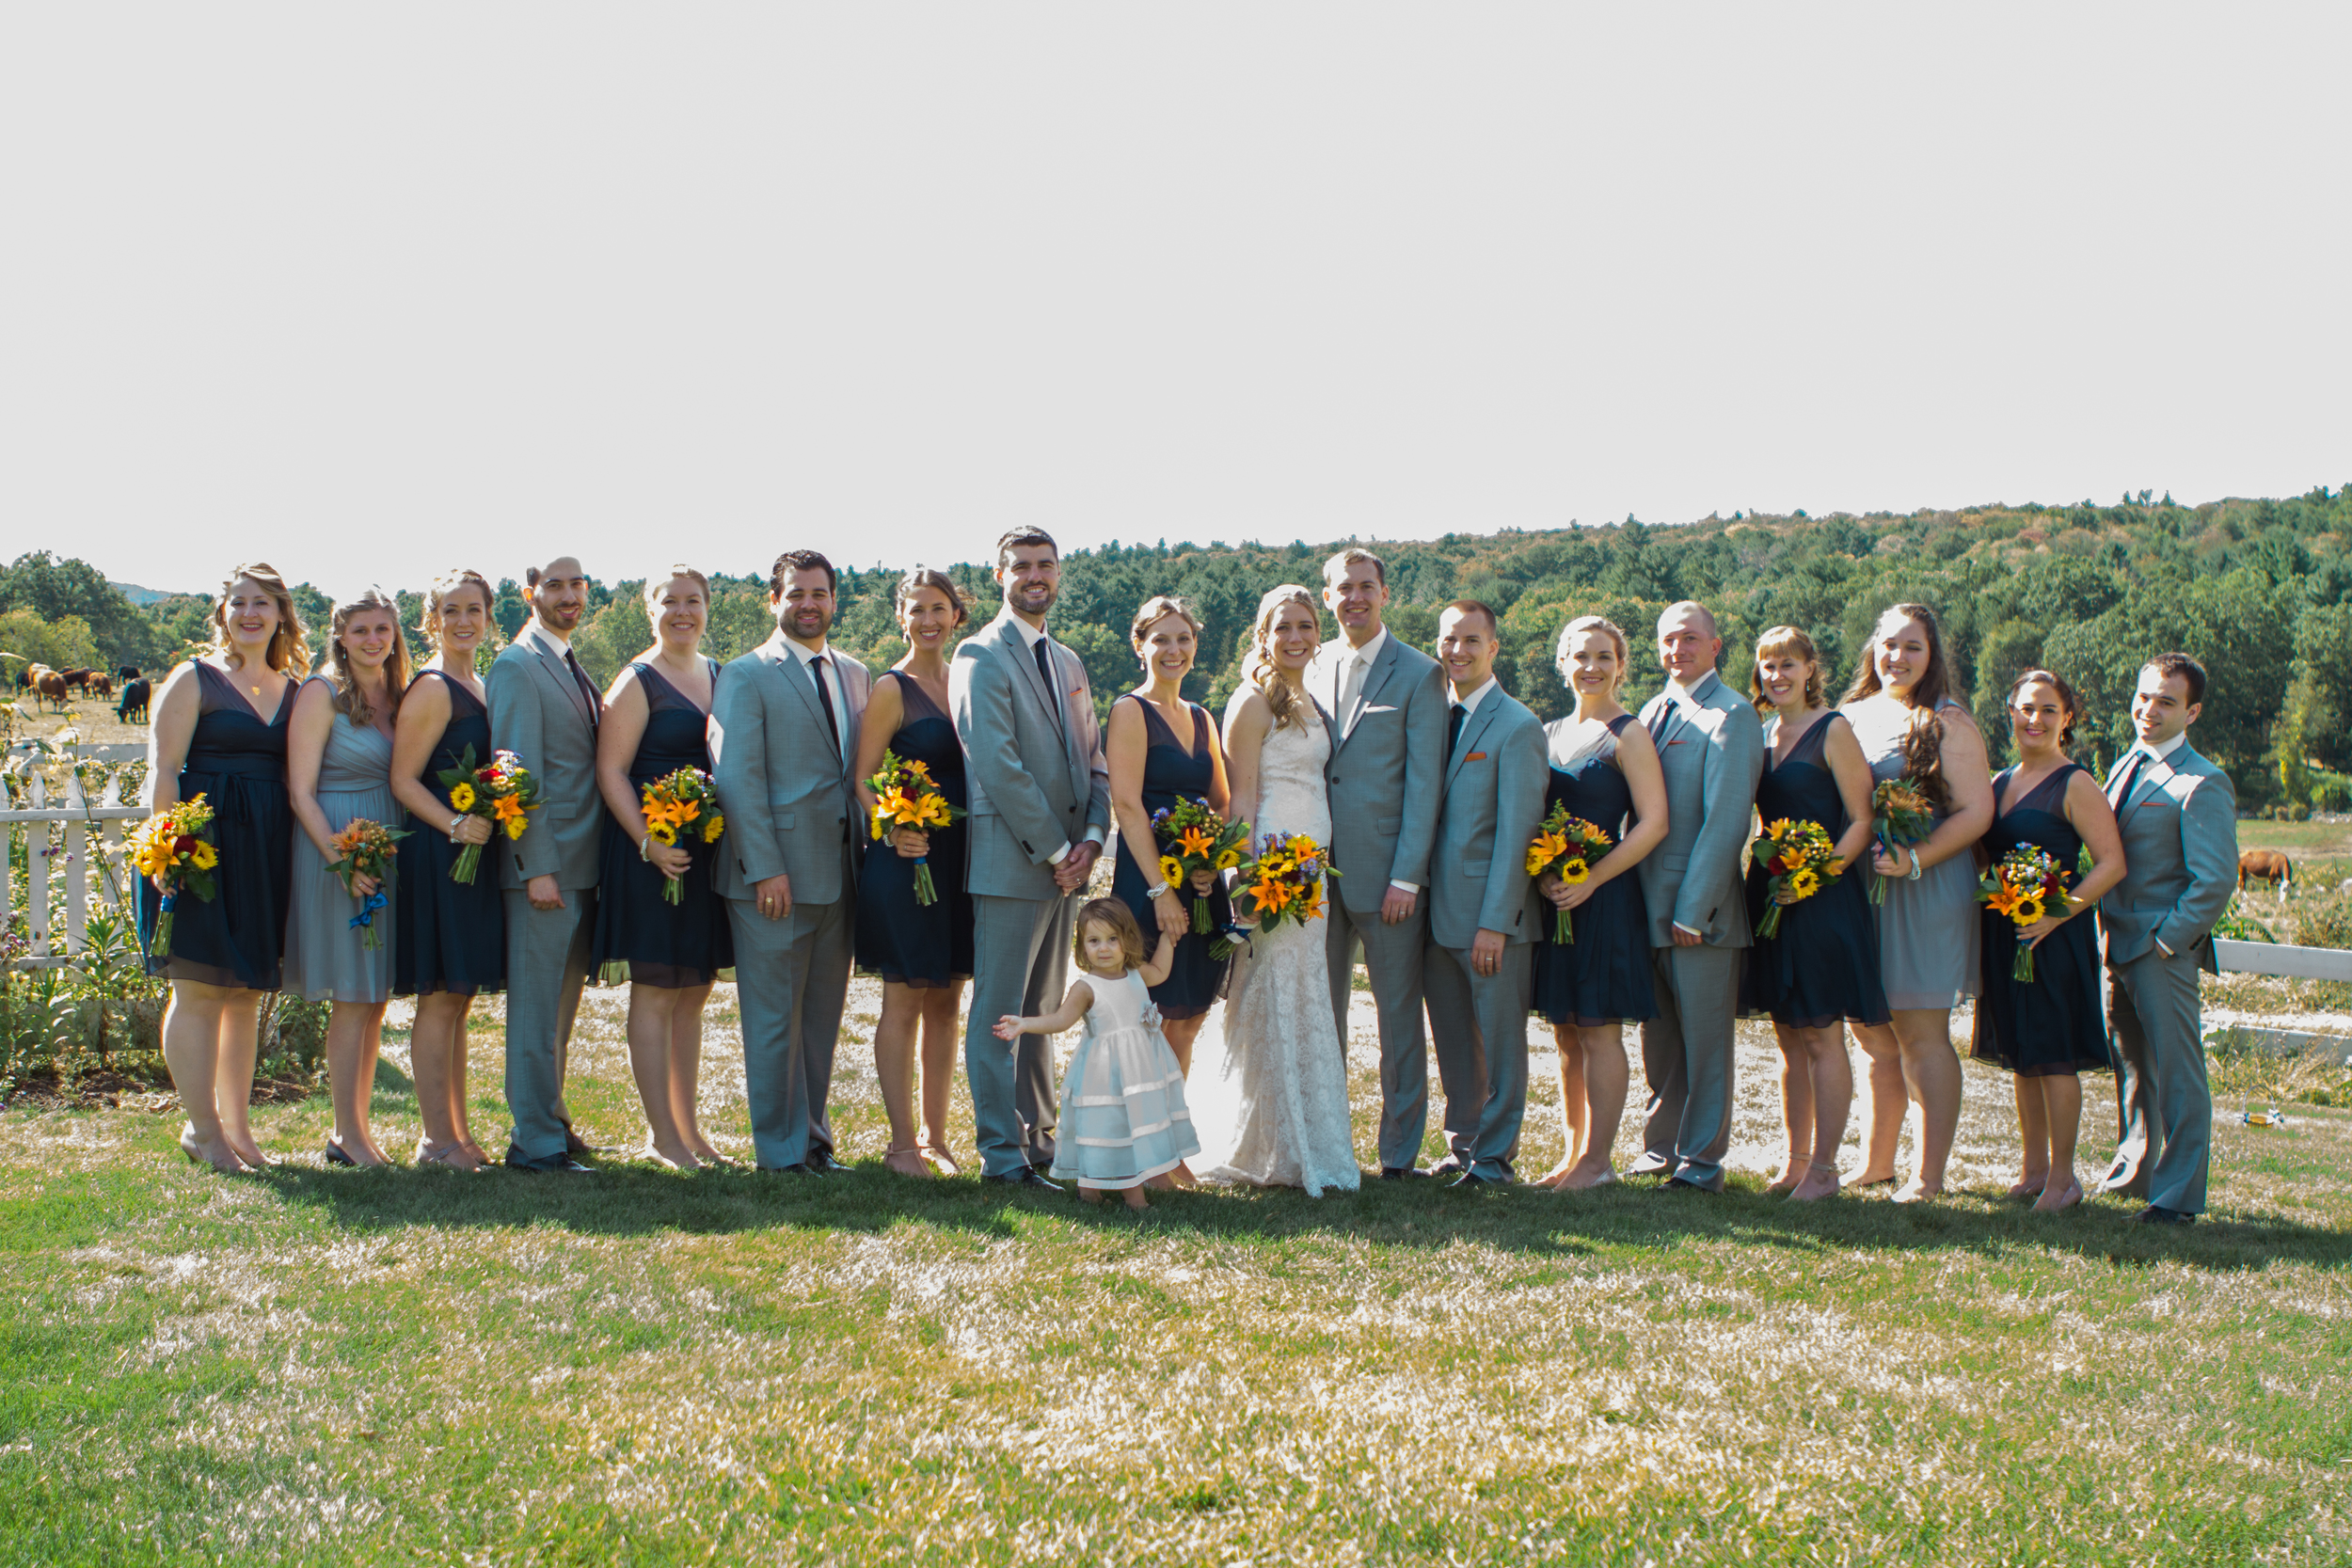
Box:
<box><xmin>4</xmin><ymin>4</ymin><xmax>2347</xmax><ymax>600</ymax></box>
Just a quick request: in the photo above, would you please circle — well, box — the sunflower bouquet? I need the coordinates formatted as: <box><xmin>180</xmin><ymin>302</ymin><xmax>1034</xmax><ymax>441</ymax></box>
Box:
<box><xmin>1754</xmin><ymin>817</ymin><xmax>1841</xmax><ymax>941</ymax></box>
<box><xmin>1980</xmin><ymin>843</ymin><xmax>2073</xmax><ymax>982</ymax></box>
<box><xmin>1213</xmin><ymin>831</ymin><xmax>1338</xmax><ymax>958</ymax></box>
<box><xmin>1151</xmin><ymin>797</ymin><xmax>1250</xmax><ymax>933</ymax></box>
<box><xmin>1525</xmin><ymin>801</ymin><xmax>1615</xmax><ymax>942</ymax></box>
<box><xmin>866</xmin><ymin>751</ymin><xmax>962</xmax><ymax>907</ymax></box>
<box><xmin>128</xmin><ymin>795</ymin><xmax>218</xmax><ymax>958</ymax></box>
<box><xmin>437</xmin><ymin>745</ymin><xmax>541</xmax><ymax>885</ymax></box>
<box><xmin>640</xmin><ymin>767</ymin><xmax>724</xmax><ymax>904</ymax></box>
<box><xmin>1868</xmin><ymin>779</ymin><xmax>1936</xmax><ymax>905</ymax></box>
<box><xmin>325</xmin><ymin>817</ymin><xmax>408</xmax><ymax>948</ymax></box>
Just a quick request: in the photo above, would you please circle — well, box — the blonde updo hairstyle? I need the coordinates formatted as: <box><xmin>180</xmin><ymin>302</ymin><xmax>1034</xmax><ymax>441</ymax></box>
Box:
<box><xmin>326</xmin><ymin>587</ymin><xmax>411</xmax><ymax>726</ymax></box>
<box><xmin>643</xmin><ymin>563</ymin><xmax>712</xmax><ymax>610</ymax></box>
<box><xmin>419</xmin><ymin>568</ymin><xmax>496</xmax><ymax>652</ymax></box>
<box><xmin>208</xmin><ymin>562</ymin><xmax>309</xmax><ymax>674</ymax></box>
<box><xmin>1749</xmin><ymin>625</ymin><xmax>1826</xmax><ymax>713</ymax></box>
<box><xmin>1245</xmin><ymin>584</ymin><xmax>1321</xmax><ymax>731</ymax></box>
<box><xmin>1554</xmin><ymin>614</ymin><xmax>1630</xmax><ymax>696</ymax></box>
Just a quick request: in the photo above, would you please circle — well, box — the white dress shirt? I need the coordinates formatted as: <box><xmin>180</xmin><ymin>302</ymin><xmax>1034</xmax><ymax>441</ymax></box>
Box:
<box><xmin>1450</xmin><ymin>674</ymin><xmax>1500</xmax><ymax>717</ymax></box>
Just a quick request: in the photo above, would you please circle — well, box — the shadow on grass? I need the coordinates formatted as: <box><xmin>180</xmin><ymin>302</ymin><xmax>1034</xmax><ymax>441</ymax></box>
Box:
<box><xmin>249</xmin><ymin>1155</ymin><xmax>2352</xmax><ymax>1274</ymax></box>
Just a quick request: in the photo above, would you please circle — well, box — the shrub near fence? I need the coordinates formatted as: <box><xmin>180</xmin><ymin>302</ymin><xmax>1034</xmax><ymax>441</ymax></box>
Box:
<box><xmin>3</xmin><ymin>739</ymin><xmax>328</xmax><ymax>1098</ymax></box>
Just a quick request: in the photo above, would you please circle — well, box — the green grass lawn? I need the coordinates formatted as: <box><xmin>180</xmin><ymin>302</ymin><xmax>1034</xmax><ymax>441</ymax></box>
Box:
<box><xmin>2</xmin><ymin>984</ymin><xmax>2347</xmax><ymax>1566</ymax></box>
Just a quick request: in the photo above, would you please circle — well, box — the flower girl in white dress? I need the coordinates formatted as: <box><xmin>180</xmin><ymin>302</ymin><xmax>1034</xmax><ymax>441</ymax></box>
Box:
<box><xmin>993</xmin><ymin>897</ymin><xmax>1200</xmax><ymax>1210</ymax></box>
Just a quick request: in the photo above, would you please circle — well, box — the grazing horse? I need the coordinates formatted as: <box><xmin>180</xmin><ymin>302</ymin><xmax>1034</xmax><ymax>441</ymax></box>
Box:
<box><xmin>88</xmin><ymin>673</ymin><xmax>113</xmax><ymax>699</ymax></box>
<box><xmin>116</xmin><ymin>675</ymin><xmax>151</xmax><ymax>725</ymax></box>
<box><xmin>2238</xmin><ymin>848</ymin><xmax>2293</xmax><ymax>898</ymax></box>
<box><xmin>32</xmin><ymin>669</ymin><xmax>70</xmax><ymax>713</ymax></box>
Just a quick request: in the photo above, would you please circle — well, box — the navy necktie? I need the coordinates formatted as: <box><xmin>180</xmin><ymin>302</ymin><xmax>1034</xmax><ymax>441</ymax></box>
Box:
<box><xmin>2111</xmin><ymin>750</ymin><xmax>2146</xmax><ymax>810</ymax></box>
<box><xmin>1647</xmin><ymin>699</ymin><xmax>1673</xmax><ymax>748</ymax></box>
<box><xmin>1033</xmin><ymin>635</ymin><xmax>1062</xmax><ymax>723</ymax></box>
<box><xmin>1447</xmin><ymin>702</ymin><xmax>1468</xmax><ymax>762</ymax></box>
<box><xmin>811</xmin><ymin>656</ymin><xmax>840</xmax><ymax>754</ymax></box>
<box><xmin>563</xmin><ymin>648</ymin><xmax>600</xmax><ymax>727</ymax></box>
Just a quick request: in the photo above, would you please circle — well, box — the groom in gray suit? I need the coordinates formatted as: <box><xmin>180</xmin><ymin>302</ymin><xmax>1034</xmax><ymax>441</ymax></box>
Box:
<box><xmin>1312</xmin><ymin>547</ymin><xmax>1449</xmax><ymax>1179</ymax></box>
<box><xmin>954</xmin><ymin>527</ymin><xmax>1111</xmax><ymax>1186</ymax></box>
<box><xmin>2098</xmin><ymin>652</ymin><xmax>2236</xmax><ymax>1224</ymax></box>
<box><xmin>1631</xmin><ymin>602</ymin><xmax>1764</xmax><ymax>1193</ymax></box>
<box><xmin>1422</xmin><ymin>601</ymin><xmax>1548</xmax><ymax>1187</ymax></box>
<box><xmin>709</xmin><ymin>549</ymin><xmax>871</xmax><ymax>1174</ymax></box>
<box><xmin>489</xmin><ymin>555</ymin><xmax>605</xmax><ymax>1172</ymax></box>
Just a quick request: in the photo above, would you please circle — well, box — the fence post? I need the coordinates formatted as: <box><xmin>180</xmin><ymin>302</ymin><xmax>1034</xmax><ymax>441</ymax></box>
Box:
<box><xmin>26</xmin><ymin>775</ymin><xmax>51</xmax><ymax>960</ymax></box>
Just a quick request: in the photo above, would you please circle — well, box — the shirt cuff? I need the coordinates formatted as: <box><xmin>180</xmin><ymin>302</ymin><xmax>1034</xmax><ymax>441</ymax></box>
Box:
<box><xmin>1390</xmin><ymin>879</ymin><xmax>1419</xmax><ymax>895</ymax></box>
<box><xmin>1673</xmin><ymin>922</ymin><xmax>1702</xmax><ymax>939</ymax></box>
<box><xmin>1085</xmin><ymin>826</ymin><xmax>1106</xmax><ymax>849</ymax></box>
<box><xmin>1047</xmin><ymin>841</ymin><xmax>1071</xmax><ymax>865</ymax></box>
<box><xmin>2153</xmin><ymin>936</ymin><xmax>2173</xmax><ymax>958</ymax></box>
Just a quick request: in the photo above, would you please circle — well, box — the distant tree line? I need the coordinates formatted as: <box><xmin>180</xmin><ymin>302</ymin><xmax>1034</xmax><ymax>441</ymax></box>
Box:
<box><xmin>10</xmin><ymin>482</ymin><xmax>2352</xmax><ymax>810</ymax></box>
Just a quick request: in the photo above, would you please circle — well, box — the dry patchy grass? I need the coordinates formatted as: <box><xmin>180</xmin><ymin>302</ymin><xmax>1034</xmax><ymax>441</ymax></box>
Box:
<box><xmin>0</xmin><ymin>984</ymin><xmax>2346</xmax><ymax>1565</ymax></box>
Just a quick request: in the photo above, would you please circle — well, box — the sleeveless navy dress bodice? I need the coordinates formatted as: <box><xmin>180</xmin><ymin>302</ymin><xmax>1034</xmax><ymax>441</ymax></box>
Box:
<box><xmin>853</xmin><ymin>671</ymin><xmax>975</xmax><ymax>988</ymax></box>
<box><xmin>1532</xmin><ymin>714</ymin><xmax>1657</xmax><ymax>1027</ymax></box>
<box><xmin>1972</xmin><ymin>763</ymin><xmax>2108</xmax><ymax>1076</ymax></box>
<box><xmin>139</xmin><ymin>660</ymin><xmax>295</xmax><ymax>990</ymax></box>
<box><xmin>1110</xmin><ymin>696</ymin><xmax>1232</xmax><ymax>1021</ymax></box>
<box><xmin>394</xmin><ymin>671</ymin><xmax>505</xmax><ymax>996</ymax></box>
<box><xmin>1740</xmin><ymin>712</ymin><xmax>1888</xmax><ymax>1028</ymax></box>
<box><xmin>596</xmin><ymin>659</ymin><xmax>734</xmax><ymax>989</ymax></box>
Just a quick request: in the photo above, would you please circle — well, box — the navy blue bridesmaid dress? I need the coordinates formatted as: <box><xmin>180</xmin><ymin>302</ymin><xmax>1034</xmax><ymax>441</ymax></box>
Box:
<box><xmin>853</xmin><ymin>671</ymin><xmax>975</xmax><ymax>988</ymax></box>
<box><xmin>393</xmin><ymin>671</ymin><xmax>505</xmax><ymax>996</ymax></box>
<box><xmin>1110</xmin><ymin>695</ymin><xmax>1231</xmax><ymax>1021</ymax></box>
<box><xmin>593</xmin><ymin>659</ymin><xmax>735</xmax><ymax>988</ymax></box>
<box><xmin>138</xmin><ymin>661</ymin><xmax>294</xmax><ymax>990</ymax></box>
<box><xmin>1740</xmin><ymin>712</ymin><xmax>1888</xmax><ymax>1028</ymax></box>
<box><xmin>1971</xmin><ymin>764</ymin><xmax>2108</xmax><ymax>1075</ymax></box>
<box><xmin>1532</xmin><ymin>714</ymin><xmax>1657</xmax><ymax>1027</ymax></box>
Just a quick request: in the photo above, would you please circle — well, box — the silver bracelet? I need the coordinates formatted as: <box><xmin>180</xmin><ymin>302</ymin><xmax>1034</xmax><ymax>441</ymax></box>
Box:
<box><xmin>1907</xmin><ymin>849</ymin><xmax>1923</xmax><ymax>880</ymax></box>
<box><xmin>447</xmin><ymin>814</ymin><xmax>465</xmax><ymax>843</ymax></box>
<box><xmin>1145</xmin><ymin>882</ymin><xmax>1171</xmax><ymax>900</ymax></box>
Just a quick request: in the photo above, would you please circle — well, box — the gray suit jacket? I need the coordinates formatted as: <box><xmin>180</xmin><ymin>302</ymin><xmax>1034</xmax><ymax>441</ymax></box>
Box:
<box><xmin>1633</xmin><ymin>669</ymin><xmax>1765</xmax><ymax>948</ymax></box>
<box><xmin>486</xmin><ymin>627</ymin><xmax>604</xmax><ymax>892</ymax></box>
<box><xmin>708</xmin><ymin>632</ymin><xmax>871</xmax><ymax>907</ymax></box>
<box><xmin>1427</xmin><ymin>688</ymin><xmax>1549</xmax><ymax>950</ymax></box>
<box><xmin>952</xmin><ymin>610</ymin><xmax>1110</xmax><ymax>902</ymax></box>
<box><xmin>2098</xmin><ymin>738</ymin><xmax>2237</xmax><ymax>972</ymax></box>
<box><xmin>1319</xmin><ymin>631</ymin><xmax>1447</xmax><ymax>911</ymax></box>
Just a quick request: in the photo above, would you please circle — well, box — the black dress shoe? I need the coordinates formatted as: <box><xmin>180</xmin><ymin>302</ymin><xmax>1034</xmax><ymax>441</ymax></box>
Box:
<box><xmin>506</xmin><ymin>1149</ymin><xmax>592</xmax><ymax>1173</ymax></box>
<box><xmin>1380</xmin><ymin>1165</ymin><xmax>1423</xmax><ymax>1181</ymax></box>
<box><xmin>564</xmin><ymin>1130</ymin><xmax>593</xmax><ymax>1157</ymax></box>
<box><xmin>1426</xmin><ymin>1157</ymin><xmax>1466</xmax><ymax>1180</ymax></box>
<box><xmin>2137</xmin><ymin>1205</ymin><xmax>2196</xmax><ymax>1225</ymax></box>
<box><xmin>807</xmin><ymin>1153</ymin><xmax>852</xmax><ymax>1175</ymax></box>
<box><xmin>1664</xmin><ymin>1176</ymin><xmax>1714</xmax><ymax>1193</ymax></box>
<box><xmin>758</xmin><ymin>1162</ymin><xmax>817</xmax><ymax>1176</ymax></box>
<box><xmin>323</xmin><ymin>1142</ymin><xmax>357</xmax><ymax>1168</ymax></box>
<box><xmin>986</xmin><ymin>1166</ymin><xmax>1064</xmax><ymax>1192</ymax></box>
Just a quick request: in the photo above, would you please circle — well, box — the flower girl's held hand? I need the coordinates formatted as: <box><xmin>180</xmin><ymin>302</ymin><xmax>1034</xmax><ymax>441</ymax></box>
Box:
<box><xmin>1152</xmin><ymin>890</ymin><xmax>1189</xmax><ymax>938</ymax></box>
<box><xmin>892</xmin><ymin>827</ymin><xmax>930</xmax><ymax>860</ymax></box>
<box><xmin>992</xmin><ymin>1014</ymin><xmax>1029</xmax><ymax>1041</ymax></box>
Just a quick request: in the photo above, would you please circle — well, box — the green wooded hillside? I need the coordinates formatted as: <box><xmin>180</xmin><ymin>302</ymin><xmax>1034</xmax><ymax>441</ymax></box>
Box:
<box><xmin>11</xmin><ymin>483</ymin><xmax>2352</xmax><ymax>807</ymax></box>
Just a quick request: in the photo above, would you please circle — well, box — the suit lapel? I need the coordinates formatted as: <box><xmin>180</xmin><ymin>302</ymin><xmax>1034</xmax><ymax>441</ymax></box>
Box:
<box><xmin>526</xmin><ymin>633</ymin><xmax>593</xmax><ymax>730</ymax></box>
<box><xmin>1343</xmin><ymin>637</ymin><xmax>1399</xmax><ymax>746</ymax></box>
<box><xmin>764</xmin><ymin>638</ymin><xmax>833</xmax><ymax>747</ymax></box>
<box><xmin>1445</xmin><ymin>695</ymin><xmax>1504</xmax><ymax>788</ymax></box>
<box><xmin>2111</xmin><ymin>747</ymin><xmax>2177</xmax><ymax>826</ymax></box>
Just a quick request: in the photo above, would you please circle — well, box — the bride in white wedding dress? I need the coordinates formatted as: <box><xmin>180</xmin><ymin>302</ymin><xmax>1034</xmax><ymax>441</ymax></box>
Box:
<box><xmin>1194</xmin><ymin>586</ymin><xmax>1361</xmax><ymax>1196</ymax></box>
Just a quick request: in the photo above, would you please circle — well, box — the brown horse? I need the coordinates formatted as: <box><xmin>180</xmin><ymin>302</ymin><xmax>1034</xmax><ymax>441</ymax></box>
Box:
<box><xmin>2238</xmin><ymin>848</ymin><xmax>2293</xmax><ymax>897</ymax></box>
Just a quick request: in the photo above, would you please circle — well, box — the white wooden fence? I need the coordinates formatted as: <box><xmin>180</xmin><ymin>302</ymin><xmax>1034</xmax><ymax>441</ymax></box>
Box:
<box><xmin>4</xmin><ymin>743</ymin><xmax>147</xmax><ymax>971</ymax></box>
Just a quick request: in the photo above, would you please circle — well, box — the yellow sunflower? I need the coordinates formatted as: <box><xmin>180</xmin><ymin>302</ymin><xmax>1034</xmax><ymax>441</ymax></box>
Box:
<box><xmin>1215</xmin><ymin>847</ymin><xmax>1242</xmax><ymax>870</ymax></box>
<box><xmin>648</xmin><ymin>821</ymin><xmax>677</xmax><ymax>846</ymax></box>
<box><xmin>2010</xmin><ymin>894</ymin><xmax>2043</xmax><ymax>925</ymax></box>
<box><xmin>190</xmin><ymin>841</ymin><xmax>218</xmax><ymax>870</ymax></box>
<box><xmin>1559</xmin><ymin>857</ymin><xmax>1589</xmax><ymax>884</ymax></box>
<box><xmin>1787</xmin><ymin>867</ymin><xmax>1820</xmax><ymax>898</ymax></box>
<box><xmin>702</xmin><ymin>814</ymin><xmax>724</xmax><ymax>843</ymax></box>
<box><xmin>448</xmin><ymin>782</ymin><xmax>477</xmax><ymax>812</ymax></box>
<box><xmin>1159</xmin><ymin>855</ymin><xmax>1185</xmax><ymax>886</ymax></box>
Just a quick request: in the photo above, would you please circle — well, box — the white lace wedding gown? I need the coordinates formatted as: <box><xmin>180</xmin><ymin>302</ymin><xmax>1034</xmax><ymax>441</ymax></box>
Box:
<box><xmin>1196</xmin><ymin>708</ymin><xmax>1362</xmax><ymax>1196</ymax></box>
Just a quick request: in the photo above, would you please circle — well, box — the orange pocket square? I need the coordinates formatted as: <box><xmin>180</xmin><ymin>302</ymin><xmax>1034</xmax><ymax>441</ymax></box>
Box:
<box><xmin>1465</xmin><ymin>751</ymin><xmax>1487</xmax><ymax>761</ymax></box>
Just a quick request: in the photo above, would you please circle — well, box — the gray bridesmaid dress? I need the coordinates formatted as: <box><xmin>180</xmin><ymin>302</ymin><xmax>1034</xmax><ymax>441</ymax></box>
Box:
<box><xmin>1846</xmin><ymin>697</ymin><xmax>1980</xmax><ymax>1011</ymax></box>
<box><xmin>283</xmin><ymin>684</ymin><xmax>400</xmax><ymax>1004</ymax></box>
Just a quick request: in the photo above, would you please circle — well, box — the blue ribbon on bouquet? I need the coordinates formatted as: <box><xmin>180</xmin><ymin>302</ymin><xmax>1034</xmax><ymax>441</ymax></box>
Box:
<box><xmin>347</xmin><ymin>891</ymin><xmax>387</xmax><ymax>932</ymax></box>
<box><xmin>1206</xmin><ymin>922</ymin><xmax>1253</xmax><ymax>961</ymax></box>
